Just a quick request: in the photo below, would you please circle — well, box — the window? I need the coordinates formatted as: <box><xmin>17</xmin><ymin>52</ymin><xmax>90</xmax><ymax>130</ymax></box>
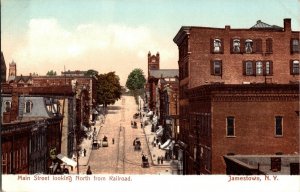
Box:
<box><xmin>291</xmin><ymin>39</ymin><xmax>299</xmax><ymax>53</ymax></box>
<box><xmin>244</xmin><ymin>61</ymin><xmax>254</xmax><ymax>75</ymax></box>
<box><xmin>4</xmin><ymin>101</ymin><xmax>11</xmax><ymax>112</ymax></box>
<box><xmin>211</xmin><ymin>60</ymin><xmax>222</xmax><ymax>76</ymax></box>
<box><xmin>245</xmin><ymin>39</ymin><xmax>253</xmax><ymax>53</ymax></box>
<box><xmin>184</xmin><ymin>62</ymin><xmax>189</xmax><ymax>78</ymax></box>
<box><xmin>213</xmin><ymin>39</ymin><xmax>222</xmax><ymax>53</ymax></box>
<box><xmin>226</xmin><ymin>117</ymin><xmax>235</xmax><ymax>136</ymax></box>
<box><xmin>24</xmin><ymin>101</ymin><xmax>33</xmax><ymax>113</ymax></box>
<box><xmin>275</xmin><ymin>116</ymin><xmax>283</xmax><ymax>136</ymax></box>
<box><xmin>232</xmin><ymin>39</ymin><xmax>240</xmax><ymax>53</ymax></box>
<box><xmin>266</xmin><ymin>38</ymin><xmax>273</xmax><ymax>53</ymax></box>
<box><xmin>256</xmin><ymin>61</ymin><xmax>263</xmax><ymax>75</ymax></box>
<box><xmin>265</xmin><ymin>61</ymin><xmax>273</xmax><ymax>75</ymax></box>
<box><xmin>290</xmin><ymin>60</ymin><xmax>299</xmax><ymax>75</ymax></box>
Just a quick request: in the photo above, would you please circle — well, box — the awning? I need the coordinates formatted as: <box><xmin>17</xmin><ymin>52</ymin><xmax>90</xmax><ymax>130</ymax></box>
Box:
<box><xmin>156</xmin><ymin>126</ymin><xmax>163</xmax><ymax>136</ymax></box>
<box><xmin>161</xmin><ymin>139</ymin><xmax>171</xmax><ymax>149</ymax></box>
<box><xmin>57</xmin><ymin>154</ymin><xmax>77</xmax><ymax>167</ymax></box>
<box><xmin>92</xmin><ymin>109</ymin><xmax>99</xmax><ymax>114</ymax></box>
<box><xmin>147</xmin><ymin>111</ymin><xmax>153</xmax><ymax>116</ymax></box>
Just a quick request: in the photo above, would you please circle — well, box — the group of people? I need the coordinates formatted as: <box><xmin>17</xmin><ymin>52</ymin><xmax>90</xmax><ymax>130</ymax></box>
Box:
<box><xmin>152</xmin><ymin>137</ymin><xmax>161</xmax><ymax>148</ymax></box>
<box><xmin>157</xmin><ymin>156</ymin><xmax>164</xmax><ymax>164</ymax></box>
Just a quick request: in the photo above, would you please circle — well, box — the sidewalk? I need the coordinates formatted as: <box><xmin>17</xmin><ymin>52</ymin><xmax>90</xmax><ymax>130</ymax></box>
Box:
<box><xmin>141</xmin><ymin>113</ymin><xmax>179</xmax><ymax>171</ymax></box>
<box><xmin>70</xmin><ymin>115</ymin><xmax>104</xmax><ymax>174</ymax></box>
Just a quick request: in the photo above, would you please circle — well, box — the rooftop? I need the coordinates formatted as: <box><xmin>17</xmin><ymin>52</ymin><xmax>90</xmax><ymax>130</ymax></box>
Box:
<box><xmin>250</xmin><ymin>20</ymin><xmax>283</xmax><ymax>29</ymax></box>
<box><xmin>149</xmin><ymin>69</ymin><xmax>178</xmax><ymax>79</ymax></box>
<box><xmin>224</xmin><ymin>154</ymin><xmax>299</xmax><ymax>175</ymax></box>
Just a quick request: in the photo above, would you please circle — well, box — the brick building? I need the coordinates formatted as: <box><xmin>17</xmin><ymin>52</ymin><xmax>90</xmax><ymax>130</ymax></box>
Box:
<box><xmin>146</xmin><ymin>51</ymin><xmax>160</xmax><ymax>111</ymax></box>
<box><xmin>173</xmin><ymin>18</ymin><xmax>300</xmax><ymax>174</ymax></box>
<box><xmin>1</xmin><ymin>85</ymin><xmax>75</xmax><ymax>174</ymax></box>
<box><xmin>7</xmin><ymin>63</ymin><xmax>97</xmax><ymax>128</ymax></box>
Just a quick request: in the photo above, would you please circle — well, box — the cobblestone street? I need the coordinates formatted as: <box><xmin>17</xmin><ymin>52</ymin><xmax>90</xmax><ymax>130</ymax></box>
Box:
<box><xmin>74</xmin><ymin>95</ymin><xmax>177</xmax><ymax>175</ymax></box>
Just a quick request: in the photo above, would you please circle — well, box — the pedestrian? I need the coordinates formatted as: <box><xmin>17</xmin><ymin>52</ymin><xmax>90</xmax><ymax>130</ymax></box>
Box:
<box><xmin>86</xmin><ymin>165</ymin><xmax>92</xmax><ymax>175</ymax></box>
<box><xmin>112</xmin><ymin>138</ymin><xmax>115</xmax><ymax>144</ymax></box>
<box><xmin>161</xmin><ymin>156</ymin><xmax>164</xmax><ymax>164</ymax></box>
<box><xmin>157</xmin><ymin>156</ymin><xmax>161</xmax><ymax>164</ymax></box>
<box><xmin>83</xmin><ymin>148</ymin><xmax>86</xmax><ymax>157</ymax></box>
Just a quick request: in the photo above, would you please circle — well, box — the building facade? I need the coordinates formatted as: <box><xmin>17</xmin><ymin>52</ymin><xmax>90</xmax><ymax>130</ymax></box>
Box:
<box><xmin>1</xmin><ymin>85</ymin><xmax>75</xmax><ymax>174</ymax></box>
<box><xmin>173</xmin><ymin>18</ymin><xmax>300</xmax><ymax>174</ymax></box>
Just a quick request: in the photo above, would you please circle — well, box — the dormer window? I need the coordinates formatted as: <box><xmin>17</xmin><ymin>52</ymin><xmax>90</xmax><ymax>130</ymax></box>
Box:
<box><xmin>24</xmin><ymin>101</ymin><xmax>33</xmax><ymax>113</ymax></box>
<box><xmin>245</xmin><ymin>39</ymin><xmax>253</xmax><ymax>53</ymax></box>
<box><xmin>4</xmin><ymin>101</ymin><xmax>11</xmax><ymax>112</ymax></box>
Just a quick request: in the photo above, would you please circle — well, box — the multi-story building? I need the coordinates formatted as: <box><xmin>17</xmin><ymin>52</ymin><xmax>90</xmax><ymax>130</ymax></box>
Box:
<box><xmin>173</xmin><ymin>18</ymin><xmax>299</xmax><ymax>174</ymax></box>
<box><xmin>1</xmin><ymin>85</ymin><xmax>75</xmax><ymax>174</ymax></box>
<box><xmin>7</xmin><ymin>63</ymin><xmax>97</xmax><ymax>128</ymax></box>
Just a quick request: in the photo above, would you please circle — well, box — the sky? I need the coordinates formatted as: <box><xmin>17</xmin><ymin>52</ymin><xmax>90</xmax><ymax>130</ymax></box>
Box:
<box><xmin>1</xmin><ymin>0</ymin><xmax>299</xmax><ymax>85</ymax></box>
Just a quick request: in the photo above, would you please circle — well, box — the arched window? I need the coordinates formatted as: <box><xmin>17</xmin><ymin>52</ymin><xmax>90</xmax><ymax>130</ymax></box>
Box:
<box><xmin>213</xmin><ymin>39</ymin><xmax>222</xmax><ymax>52</ymax></box>
<box><xmin>24</xmin><ymin>101</ymin><xmax>33</xmax><ymax>113</ymax></box>
<box><xmin>233</xmin><ymin>39</ymin><xmax>240</xmax><ymax>52</ymax></box>
<box><xmin>245</xmin><ymin>39</ymin><xmax>253</xmax><ymax>53</ymax></box>
<box><xmin>291</xmin><ymin>60</ymin><xmax>299</xmax><ymax>75</ymax></box>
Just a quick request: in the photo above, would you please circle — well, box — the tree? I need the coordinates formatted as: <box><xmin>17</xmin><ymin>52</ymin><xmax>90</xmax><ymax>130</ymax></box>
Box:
<box><xmin>84</xmin><ymin>69</ymin><xmax>98</xmax><ymax>77</ymax></box>
<box><xmin>95</xmin><ymin>72</ymin><xmax>122</xmax><ymax>107</ymax></box>
<box><xmin>46</xmin><ymin>70</ymin><xmax>57</xmax><ymax>76</ymax></box>
<box><xmin>125</xmin><ymin>68</ymin><xmax>146</xmax><ymax>91</ymax></box>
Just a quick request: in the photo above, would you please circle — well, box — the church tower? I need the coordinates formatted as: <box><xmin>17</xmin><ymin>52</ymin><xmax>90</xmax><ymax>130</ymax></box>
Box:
<box><xmin>8</xmin><ymin>60</ymin><xmax>17</xmax><ymax>81</ymax></box>
<box><xmin>147</xmin><ymin>51</ymin><xmax>160</xmax><ymax>77</ymax></box>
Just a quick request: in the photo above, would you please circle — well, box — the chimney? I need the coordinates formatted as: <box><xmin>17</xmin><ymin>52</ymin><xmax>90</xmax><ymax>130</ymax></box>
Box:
<box><xmin>225</xmin><ymin>25</ymin><xmax>230</xmax><ymax>31</ymax></box>
<box><xmin>284</xmin><ymin>18</ymin><xmax>291</xmax><ymax>32</ymax></box>
<box><xmin>10</xmin><ymin>92</ymin><xmax>19</xmax><ymax>122</ymax></box>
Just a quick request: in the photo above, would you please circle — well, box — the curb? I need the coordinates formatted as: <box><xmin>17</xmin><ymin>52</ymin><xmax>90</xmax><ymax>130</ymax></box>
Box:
<box><xmin>80</xmin><ymin>122</ymin><xmax>103</xmax><ymax>166</ymax></box>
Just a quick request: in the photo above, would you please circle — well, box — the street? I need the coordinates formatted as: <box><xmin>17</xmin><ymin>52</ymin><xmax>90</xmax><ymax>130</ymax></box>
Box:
<box><xmin>86</xmin><ymin>95</ymin><xmax>176</xmax><ymax>174</ymax></box>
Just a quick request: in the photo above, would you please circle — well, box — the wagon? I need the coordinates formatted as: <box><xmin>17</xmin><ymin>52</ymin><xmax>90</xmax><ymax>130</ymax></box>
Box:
<box><xmin>92</xmin><ymin>140</ymin><xmax>100</xmax><ymax>149</ymax></box>
<box><xmin>131</xmin><ymin>121</ymin><xmax>137</xmax><ymax>128</ymax></box>
<box><xmin>102</xmin><ymin>136</ymin><xmax>108</xmax><ymax>147</ymax></box>
<box><xmin>142</xmin><ymin>155</ymin><xmax>150</xmax><ymax>168</ymax></box>
<box><xmin>133</xmin><ymin>138</ymin><xmax>141</xmax><ymax>150</ymax></box>
<box><xmin>133</xmin><ymin>113</ymin><xmax>139</xmax><ymax>119</ymax></box>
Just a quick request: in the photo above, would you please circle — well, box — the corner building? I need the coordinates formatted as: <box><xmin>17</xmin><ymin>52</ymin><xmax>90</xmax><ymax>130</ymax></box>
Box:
<box><xmin>173</xmin><ymin>19</ymin><xmax>299</xmax><ymax>174</ymax></box>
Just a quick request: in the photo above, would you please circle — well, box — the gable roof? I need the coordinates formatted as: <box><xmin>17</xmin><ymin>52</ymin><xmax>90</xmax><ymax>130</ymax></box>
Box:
<box><xmin>14</xmin><ymin>75</ymin><xmax>32</xmax><ymax>83</ymax></box>
<box><xmin>250</xmin><ymin>20</ymin><xmax>283</xmax><ymax>30</ymax></box>
<box><xmin>149</xmin><ymin>69</ymin><xmax>178</xmax><ymax>78</ymax></box>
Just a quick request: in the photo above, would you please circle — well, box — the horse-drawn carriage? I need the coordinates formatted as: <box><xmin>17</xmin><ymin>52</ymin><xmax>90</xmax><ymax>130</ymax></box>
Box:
<box><xmin>133</xmin><ymin>138</ymin><xmax>141</xmax><ymax>151</ymax></box>
<box><xmin>133</xmin><ymin>113</ymin><xmax>139</xmax><ymax>119</ymax></box>
<box><xmin>92</xmin><ymin>140</ymin><xmax>100</xmax><ymax>149</ymax></box>
<box><xmin>102</xmin><ymin>136</ymin><xmax>108</xmax><ymax>147</ymax></box>
<box><xmin>131</xmin><ymin>121</ymin><xmax>137</xmax><ymax>128</ymax></box>
<box><xmin>142</xmin><ymin>154</ymin><xmax>149</xmax><ymax>168</ymax></box>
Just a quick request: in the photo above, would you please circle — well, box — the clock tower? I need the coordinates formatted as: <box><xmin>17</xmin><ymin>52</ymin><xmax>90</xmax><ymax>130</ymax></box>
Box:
<box><xmin>147</xmin><ymin>51</ymin><xmax>160</xmax><ymax>77</ymax></box>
